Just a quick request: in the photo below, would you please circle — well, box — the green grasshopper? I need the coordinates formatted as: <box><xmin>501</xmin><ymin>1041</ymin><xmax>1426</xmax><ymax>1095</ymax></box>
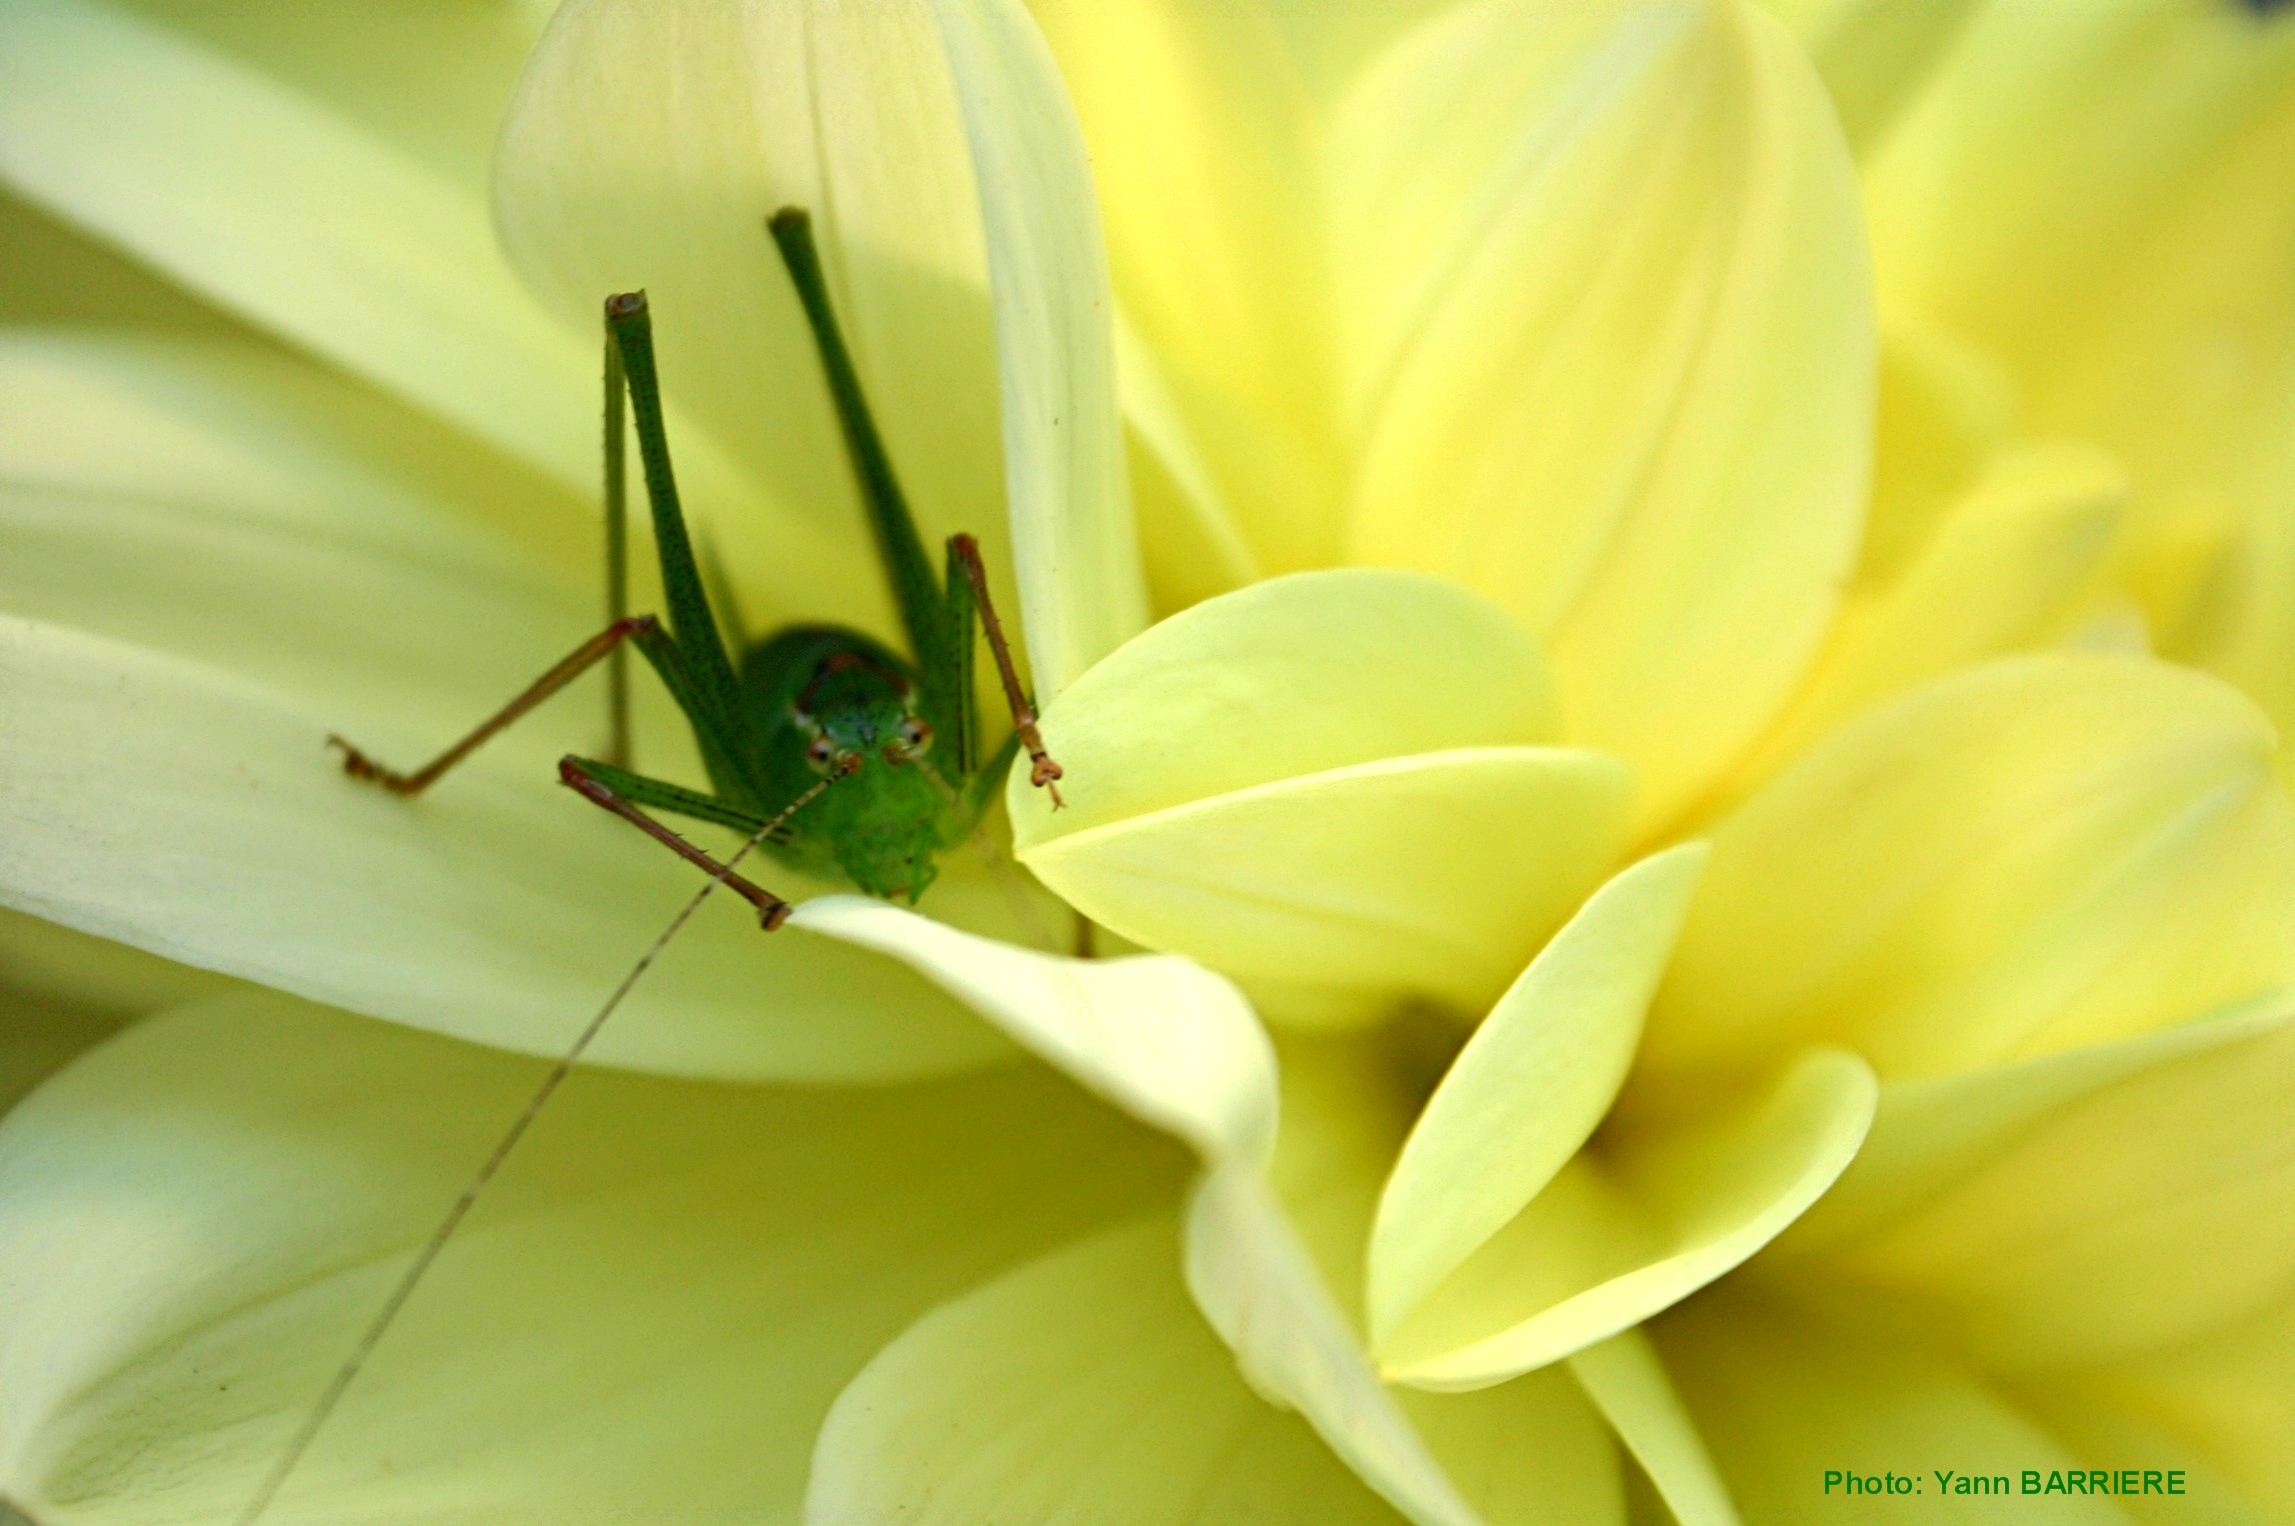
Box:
<box><xmin>327</xmin><ymin>207</ymin><xmax>1065</xmax><ymax>920</ymax></box>
<box><xmin>236</xmin><ymin>209</ymin><xmax>1072</xmax><ymax>1526</ymax></box>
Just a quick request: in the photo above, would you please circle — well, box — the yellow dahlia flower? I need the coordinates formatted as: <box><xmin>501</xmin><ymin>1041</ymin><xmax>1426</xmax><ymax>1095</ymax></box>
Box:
<box><xmin>0</xmin><ymin>1</ymin><xmax>2288</xmax><ymax>1524</ymax></box>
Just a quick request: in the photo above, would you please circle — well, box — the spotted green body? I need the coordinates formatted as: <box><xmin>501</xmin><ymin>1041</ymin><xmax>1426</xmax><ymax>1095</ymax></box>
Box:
<box><xmin>329</xmin><ymin>205</ymin><xmax>1061</xmax><ymax>924</ymax></box>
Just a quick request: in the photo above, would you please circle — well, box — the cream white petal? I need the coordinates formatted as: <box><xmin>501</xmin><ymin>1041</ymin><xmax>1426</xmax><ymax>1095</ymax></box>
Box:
<box><xmin>808</xmin><ymin>1216</ymin><xmax>1411</xmax><ymax>1526</ymax></box>
<box><xmin>0</xmin><ymin>333</ymin><xmax>592</xmax><ymax>743</ymax></box>
<box><xmin>0</xmin><ymin>615</ymin><xmax>1020</xmax><ymax>1083</ymax></box>
<box><xmin>0</xmin><ymin>993</ymin><xmax>1182</xmax><ymax>1523</ymax></box>
<box><xmin>787</xmin><ymin>897</ymin><xmax>1277</xmax><ymax>1165</ymax></box>
<box><xmin>104</xmin><ymin>0</ymin><xmax>551</xmax><ymax>199</ymax></box>
<box><xmin>933</xmin><ymin>0</ymin><xmax>1148</xmax><ymax>693</ymax></box>
<box><xmin>0</xmin><ymin>0</ymin><xmax>662</xmax><ymax>506</ymax></box>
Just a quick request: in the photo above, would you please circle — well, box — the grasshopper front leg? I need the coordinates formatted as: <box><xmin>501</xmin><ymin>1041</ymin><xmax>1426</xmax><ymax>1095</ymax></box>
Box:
<box><xmin>329</xmin><ymin>614</ymin><xmax>671</xmax><ymax>796</ymax></box>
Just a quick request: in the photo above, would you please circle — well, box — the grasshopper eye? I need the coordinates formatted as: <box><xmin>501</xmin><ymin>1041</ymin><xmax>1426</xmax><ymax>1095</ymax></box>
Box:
<box><xmin>900</xmin><ymin>717</ymin><xmax>931</xmax><ymax>751</ymax></box>
<box><xmin>805</xmin><ymin>735</ymin><xmax>837</xmax><ymax>772</ymax></box>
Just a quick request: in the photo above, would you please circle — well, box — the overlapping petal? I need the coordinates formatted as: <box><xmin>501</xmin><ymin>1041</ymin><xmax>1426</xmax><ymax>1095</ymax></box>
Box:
<box><xmin>0</xmin><ymin>0</ymin><xmax>624</xmax><ymax>503</ymax></box>
<box><xmin>1339</xmin><ymin>0</ymin><xmax>1875</xmax><ymax>830</ymax></box>
<box><xmin>1724</xmin><ymin>440</ymin><xmax>2126</xmax><ymax>793</ymax></box>
<box><xmin>1015</xmin><ymin>571</ymin><xmax>1629</xmax><ymax>1024</ymax></box>
<box><xmin>808</xmin><ymin>1215</ymin><xmax>1411</xmax><ymax>1525</ymax></box>
<box><xmin>1378</xmin><ymin>1047</ymin><xmax>1874</xmax><ymax>1389</ymax></box>
<box><xmin>1646</xmin><ymin>655</ymin><xmax>2295</xmax><ymax>1082</ymax></box>
<box><xmin>1867</xmin><ymin>0</ymin><xmax>2295</xmax><ymax>649</ymax></box>
<box><xmin>1801</xmin><ymin>1001</ymin><xmax>2295</xmax><ymax>1371</ymax></box>
<box><xmin>0</xmin><ymin>333</ymin><xmax>591</xmax><ymax>740</ymax></box>
<box><xmin>1368</xmin><ymin>846</ymin><xmax>1708</xmax><ymax>1343</ymax></box>
<box><xmin>0</xmin><ymin>993</ymin><xmax>1183</xmax><ymax>1523</ymax></box>
<box><xmin>1568</xmin><ymin>1331</ymin><xmax>1741</xmax><ymax>1526</ymax></box>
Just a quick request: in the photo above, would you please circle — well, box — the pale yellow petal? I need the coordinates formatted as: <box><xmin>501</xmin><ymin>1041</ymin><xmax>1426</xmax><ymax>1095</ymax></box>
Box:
<box><xmin>1013</xmin><ymin>569</ymin><xmax>1563</xmax><ymax>838</ymax></box>
<box><xmin>788</xmin><ymin>897</ymin><xmax>1275</xmax><ymax>1164</ymax></box>
<box><xmin>1115</xmin><ymin>310</ymin><xmax>1262</xmax><ymax>613</ymax></box>
<box><xmin>1754</xmin><ymin>0</ymin><xmax>1984</xmax><ymax>153</ymax></box>
<box><xmin>1368</xmin><ymin>846</ymin><xmax>1709</xmax><ymax>1342</ymax></box>
<box><xmin>1381</xmin><ymin>1048</ymin><xmax>1875</xmax><ymax>1388</ymax></box>
<box><xmin>1398</xmin><ymin>1379</ymin><xmax>1626</xmax><ymax>1526</ymax></box>
<box><xmin>0</xmin><ymin>616</ymin><xmax>1020</xmax><ymax>1083</ymax></box>
<box><xmin>1568</xmin><ymin>1330</ymin><xmax>1741</xmax><ymax>1526</ymax></box>
<box><xmin>1028</xmin><ymin>0</ymin><xmax>1351</xmax><ymax>574</ymax></box>
<box><xmin>2009</xmin><ymin>1376</ymin><xmax>2275</xmax><ymax>1526</ymax></box>
<box><xmin>1342</xmin><ymin>0</ymin><xmax>1874</xmax><ymax>831</ymax></box>
<box><xmin>2177</xmin><ymin>389</ymin><xmax>2295</xmax><ymax>785</ymax></box>
<box><xmin>1027</xmin><ymin>750</ymin><xmax>1631</xmax><ymax>1028</ymax></box>
<box><xmin>1859</xmin><ymin>310</ymin><xmax>2019</xmax><ymax>590</ymax></box>
<box><xmin>807</xmin><ymin>1216</ymin><xmax>1409</xmax><ymax>1526</ymax></box>
<box><xmin>495</xmin><ymin>0</ymin><xmax>999</xmax><ymax>637</ymax></box>
<box><xmin>1186</xmin><ymin>1164</ymin><xmax>1482</xmax><ymax>1526</ymax></box>
<box><xmin>0</xmin><ymin>907</ymin><xmax>225</xmax><ymax>1027</ymax></box>
<box><xmin>1012</xmin><ymin>571</ymin><xmax>1625</xmax><ymax>1022</ymax></box>
<box><xmin>0</xmin><ymin>989</ymin><xmax>127</xmax><ymax>1121</ymax></box>
<box><xmin>1654</xmin><ymin>1286</ymin><xmax>2128</xmax><ymax>1525</ymax></box>
<box><xmin>1808</xmin><ymin>1005</ymin><xmax>2295</xmax><ymax>1371</ymax></box>
<box><xmin>1781</xmin><ymin>989</ymin><xmax>2292</xmax><ymax>1258</ymax></box>
<box><xmin>0</xmin><ymin>993</ymin><xmax>1181</xmax><ymax>1523</ymax></box>
<box><xmin>2035</xmin><ymin>1295</ymin><xmax>2295</xmax><ymax>1523</ymax></box>
<box><xmin>1867</xmin><ymin>0</ymin><xmax>2295</xmax><ymax>595</ymax></box>
<box><xmin>1726</xmin><ymin>441</ymin><xmax>2126</xmax><ymax>794</ymax></box>
<box><xmin>1646</xmin><ymin>655</ymin><xmax>2295</xmax><ymax>1082</ymax></box>
<box><xmin>934</xmin><ymin>0</ymin><xmax>1146</xmax><ymax>693</ymax></box>
<box><xmin>0</xmin><ymin>909</ymin><xmax>223</xmax><ymax>1115</ymax></box>
<box><xmin>0</xmin><ymin>185</ymin><xmax>241</xmax><ymax>334</ymax></box>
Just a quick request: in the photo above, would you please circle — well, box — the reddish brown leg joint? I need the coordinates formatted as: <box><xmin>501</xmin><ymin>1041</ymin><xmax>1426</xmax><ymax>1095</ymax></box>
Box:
<box><xmin>948</xmin><ymin>533</ymin><xmax>1065</xmax><ymax>809</ymax></box>
<box><xmin>557</xmin><ymin>758</ymin><xmax>791</xmax><ymax>930</ymax></box>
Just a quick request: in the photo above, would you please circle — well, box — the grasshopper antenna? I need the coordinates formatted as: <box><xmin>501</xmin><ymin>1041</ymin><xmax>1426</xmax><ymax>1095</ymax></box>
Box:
<box><xmin>233</xmin><ymin>770</ymin><xmax>848</xmax><ymax>1526</ymax></box>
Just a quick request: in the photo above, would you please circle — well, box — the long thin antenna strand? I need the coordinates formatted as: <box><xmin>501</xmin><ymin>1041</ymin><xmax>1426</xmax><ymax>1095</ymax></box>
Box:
<box><xmin>235</xmin><ymin>777</ymin><xmax>839</xmax><ymax>1526</ymax></box>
